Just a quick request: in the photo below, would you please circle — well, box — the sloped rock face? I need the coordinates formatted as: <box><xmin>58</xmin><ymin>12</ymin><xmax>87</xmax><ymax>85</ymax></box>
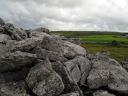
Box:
<box><xmin>0</xmin><ymin>18</ymin><xmax>128</xmax><ymax>96</ymax></box>
<box><xmin>87</xmin><ymin>53</ymin><xmax>128</xmax><ymax>95</ymax></box>
<box><xmin>26</xmin><ymin>61</ymin><xmax>64</xmax><ymax>96</ymax></box>
<box><xmin>60</xmin><ymin>91</ymin><xmax>80</xmax><ymax>96</ymax></box>
<box><xmin>93</xmin><ymin>90</ymin><xmax>116</xmax><ymax>96</ymax></box>
<box><xmin>0</xmin><ymin>51</ymin><xmax>37</xmax><ymax>72</ymax></box>
<box><xmin>0</xmin><ymin>82</ymin><xmax>29</xmax><ymax>96</ymax></box>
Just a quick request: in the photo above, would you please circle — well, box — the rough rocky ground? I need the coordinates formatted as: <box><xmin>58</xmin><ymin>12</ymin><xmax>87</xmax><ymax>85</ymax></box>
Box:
<box><xmin>0</xmin><ymin>18</ymin><xmax>128</xmax><ymax>96</ymax></box>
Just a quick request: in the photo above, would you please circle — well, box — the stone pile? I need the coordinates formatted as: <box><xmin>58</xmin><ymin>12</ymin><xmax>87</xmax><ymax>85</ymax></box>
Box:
<box><xmin>0</xmin><ymin>18</ymin><xmax>128</xmax><ymax>96</ymax></box>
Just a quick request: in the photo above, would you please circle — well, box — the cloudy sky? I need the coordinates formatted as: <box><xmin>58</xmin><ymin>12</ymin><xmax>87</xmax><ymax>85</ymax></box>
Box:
<box><xmin>0</xmin><ymin>0</ymin><xmax>128</xmax><ymax>32</ymax></box>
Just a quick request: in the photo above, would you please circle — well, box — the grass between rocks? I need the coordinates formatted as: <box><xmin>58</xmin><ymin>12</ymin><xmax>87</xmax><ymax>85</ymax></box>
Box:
<box><xmin>50</xmin><ymin>31</ymin><xmax>128</xmax><ymax>62</ymax></box>
<box><xmin>81</xmin><ymin>43</ymin><xmax>128</xmax><ymax>62</ymax></box>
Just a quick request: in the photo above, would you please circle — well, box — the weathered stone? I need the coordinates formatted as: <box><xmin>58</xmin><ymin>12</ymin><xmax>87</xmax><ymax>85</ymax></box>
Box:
<box><xmin>0</xmin><ymin>34</ymin><xmax>11</xmax><ymax>57</ymax></box>
<box><xmin>64</xmin><ymin>56</ymin><xmax>91</xmax><ymax>85</ymax></box>
<box><xmin>108</xmin><ymin>59</ymin><xmax>128</xmax><ymax>94</ymax></box>
<box><xmin>60</xmin><ymin>91</ymin><xmax>80</xmax><ymax>96</ymax></box>
<box><xmin>52</xmin><ymin>61</ymin><xmax>82</xmax><ymax>94</ymax></box>
<box><xmin>4</xmin><ymin>23</ymin><xmax>28</xmax><ymax>41</ymax></box>
<box><xmin>122</xmin><ymin>59</ymin><xmax>128</xmax><ymax>71</ymax></box>
<box><xmin>41</xmin><ymin>36</ymin><xmax>86</xmax><ymax>59</ymax></box>
<box><xmin>0</xmin><ymin>18</ymin><xmax>5</xmax><ymax>25</ymax></box>
<box><xmin>0</xmin><ymin>44</ymin><xmax>9</xmax><ymax>56</ymax></box>
<box><xmin>7</xmin><ymin>38</ymin><xmax>42</xmax><ymax>52</ymax></box>
<box><xmin>0</xmin><ymin>51</ymin><xmax>37</xmax><ymax>72</ymax></box>
<box><xmin>0</xmin><ymin>82</ymin><xmax>30</xmax><ymax>96</ymax></box>
<box><xmin>87</xmin><ymin>69</ymin><xmax>110</xmax><ymax>88</ymax></box>
<box><xmin>87</xmin><ymin>55</ymin><xmax>128</xmax><ymax>95</ymax></box>
<box><xmin>34</xmin><ymin>47</ymin><xmax>67</xmax><ymax>62</ymax></box>
<box><xmin>1</xmin><ymin>68</ymin><xmax>30</xmax><ymax>82</ymax></box>
<box><xmin>93</xmin><ymin>90</ymin><xmax>116</xmax><ymax>96</ymax></box>
<box><xmin>64</xmin><ymin>59</ymin><xmax>81</xmax><ymax>83</ymax></box>
<box><xmin>26</xmin><ymin>62</ymin><xmax>64</xmax><ymax>96</ymax></box>
<box><xmin>75</xmin><ymin>56</ymin><xmax>91</xmax><ymax>85</ymax></box>
<box><xmin>30</xmin><ymin>29</ymin><xmax>50</xmax><ymax>38</ymax></box>
<box><xmin>63</xmin><ymin>41</ymin><xmax>86</xmax><ymax>59</ymax></box>
<box><xmin>0</xmin><ymin>34</ymin><xmax>11</xmax><ymax>43</ymax></box>
<box><xmin>41</xmin><ymin>36</ymin><xmax>63</xmax><ymax>54</ymax></box>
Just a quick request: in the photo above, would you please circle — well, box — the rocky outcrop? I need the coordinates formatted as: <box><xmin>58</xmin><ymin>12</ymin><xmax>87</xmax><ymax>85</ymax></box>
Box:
<box><xmin>0</xmin><ymin>51</ymin><xmax>37</xmax><ymax>72</ymax></box>
<box><xmin>26</xmin><ymin>61</ymin><xmax>64</xmax><ymax>96</ymax></box>
<box><xmin>93</xmin><ymin>90</ymin><xmax>116</xmax><ymax>96</ymax></box>
<box><xmin>87</xmin><ymin>52</ymin><xmax>128</xmax><ymax>95</ymax></box>
<box><xmin>122</xmin><ymin>59</ymin><xmax>128</xmax><ymax>71</ymax></box>
<box><xmin>0</xmin><ymin>18</ymin><xmax>128</xmax><ymax>96</ymax></box>
<box><xmin>0</xmin><ymin>82</ymin><xmax>29</xmax><ymax>96</ymax></box>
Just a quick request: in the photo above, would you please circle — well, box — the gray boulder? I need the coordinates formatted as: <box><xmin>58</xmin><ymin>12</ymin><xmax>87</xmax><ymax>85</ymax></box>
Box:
<box><xmin>0</xmin><ymin>18</ymin><xmax>5</xmax><ymax>25</ymax></box>
<box><xmin>64</xmin><ymin>59</ymin><xmax>81</xmax><ymax>83</ymax></box>
<box><xmin>93</xmin><ymin>90</ymin><xmax>116</xmax><ymax>96</ymax></box>
<box><xmin>108</xmin><ymin>59</ymin><xmax>128</xmax><ymax>94</ymax></box>
<box><xmin>0</xmin><ymin>81</ymin><xmax>29</xmax><ymax>96</ymax></box>
<box><xmin>29</xmin><ymin>29</ymin><xmax>50</xmax><ymax>38</ymax></box>
<box><xmin>0</xmin><ymin>44</ymin><xmax>9</xmax><ymax>57</ymax></box>
<box><xmin>0</xmin><ymin>51</ymin><xmax>37</xmax><ymax>72</ymax></box>
<box><xmin>122</xmin><ymin>59</ymin><xmax>128</xmax><ymax>71</ymax></box>
<box><xmin>0</xmin><ymin>34</ymin><xmax>11</xmax><ymax>43</ymax></box>
<box><xmin>7</xmin><ymin>38</ymin><xmax>42</xmax><ymax>52</ymax></box>
<box><xmin>0</xmin><ymin>34</ymin><xmax>11</xmax><ymax>56</ymax></box>
<box><xmin>41</xmin><ymin>36</ymin><xmax>86</xmax><ymax>59</ymax></box>
<box><xmin>34</xmin><ymin>47</ymin><xmax>67</xmax><ymax>62</ymax></box>
<box><xmin>87</xmin><ymin>55</ymin><xmax>128</xmax><ymax>95</ymax></box>
<box><xmin>26</xmin><ymin>61</ymin><xmax>64</xmax><ymax>96</ymax></box>
<box><xmin>52</xmin><ymin>61</ymin><xmax>82</xmax><ymax>94</ymax></box>
<box><xmin>87</xmin><ymin>59</ymin><xmax>110</xmax><ymax>88</ymax></box>
<box><xmin>64</xmin><ymin>56</ymin><xmax>91</xmax><ymax>85</ymax></box>
<box><xmin>60</xmin><ymin>91</ymin><xmax>80</xmax><ymax>96</ymax></box>
<box><xmin>1</xmin><ymin>68</ymin><xmax>29</xmax><ymax>82</ymax></box>
<box><xmin>4</xmin><ymin>23</ymin><xmax>28</xmax><ymax>41</ymax></box>
<box><xmin>63</xmin><ymin>41</ymin><xmax>86</xmax><ymax>59</ymax></box>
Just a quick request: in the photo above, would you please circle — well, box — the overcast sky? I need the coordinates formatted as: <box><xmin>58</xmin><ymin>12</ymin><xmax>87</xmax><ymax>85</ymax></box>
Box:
<box><xmin>0</xmin><ymin>0</ymin><xmax>128</xmax><ymax>32</ymax></box>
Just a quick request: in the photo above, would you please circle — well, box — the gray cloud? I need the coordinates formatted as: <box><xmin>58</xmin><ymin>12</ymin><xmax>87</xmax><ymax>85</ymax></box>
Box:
<box><xmin>0</xmin><ymin>0</ymin><xmax>128</xmax><ymax>32</ymax></box>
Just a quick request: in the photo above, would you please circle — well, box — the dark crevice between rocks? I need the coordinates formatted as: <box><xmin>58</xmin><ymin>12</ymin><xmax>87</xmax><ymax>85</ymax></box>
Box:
<box><xmin>1</xmin><ymin>59</ymin><xmax>38</xmax><ymax>73</ymax></box>
<box><xmin>78</xmin><ymin>84</ymin><xmax>93</xmax><ymax>96</ymax></box>
<box><xmin>0</xmin><ymin>59</ymin><xmax>38</xmax><ymax>83</ymax></box>
<box><xmin>79</xmin><ymin>85</ymin><xmax>126</xmax><ymax>96</ymax></box>
<box><xmin>99</xmin><ymin>86</ymin><xmax>127</xmax><ymax>96</ymax></box>
<box><xmin>25</xmin><ymin>81</ymin><xmax>37</xmax><ymax>96</ymax></box>
<box><xmin>2</xmin><ymin>67</ymin><xmax>30</xmax><ymax>82</ymax></box>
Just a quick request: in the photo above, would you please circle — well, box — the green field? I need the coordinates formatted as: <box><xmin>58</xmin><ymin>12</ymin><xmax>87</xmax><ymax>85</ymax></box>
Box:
<box><xmin>50</xmin><ymin>31</ymin><xmax>128</xmax><ymax>62</ymax></box>
<box><xmin>80</xmin><ymin>35</ymin><xmax>128</xmax><ymax>44</ymax></box>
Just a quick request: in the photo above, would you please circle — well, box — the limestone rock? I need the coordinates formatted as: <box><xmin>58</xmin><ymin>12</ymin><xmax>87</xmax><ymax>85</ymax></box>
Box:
<box><xmin>122</xmin><ymin>59</ymin><xmax>128</xmax><ymax>71</ymax></box>
<box><xmin>34</xmin><ymin>47</ymin><xmax>67</xmax><ymax>62</ymax></box>
<box><xmin>108</xmin><ymin>59</ymin><xmax>128</xmax><ymax>94</ymax></box>
<box><xmin>0</xmin><ymin>18</ymin><xmax>5</xmax><ymax>25</ymax></box>
<box><xmin>52</xmin><ymin>61</ymin><xmax>82</xmax><ymax>94</ymax></box>
<box><xmin>64</xmin><ymin>59</ymin><xmax>81</xmax><ymax>83</ymax></box>
<box><xmin>7</xmin><ymin>38</ymin><xmax>42</xmax><ymax>52</ymax></box>
<box><xmin>41</xmin><ymin>36</ymin><xmax>86</xmax><ymax>59</ymax></box>
<box><xmin>26</xmin><ymin>62</ymin><xmax>64</xmax><ymax>96</ymax></box>
<box><xmin>87</xmin><ymin>55</ymin><xmax>128</xmax><ymax>95</ymax></box>
<box><xmin>93</xmin><ymin>90</ymin><xmax>116</xmax><ymax>96</ymax></box>
<box><xmin>0</xmin><ymin>51</ymin><xmax>37</xmax><ymax>72</ymax></box>
<box><xmin>64</xmin><ymin>56</ymin><xmax>91</xmax><ymax>85</ymax></box>
<box><xmin>0</xmin><ymin>82</ymin><xmax>29</xmax><ymax>96</ymax></box>
<box><xmin>63</xmin><ymin>41</ymin><xmax>86</xmax><ymax>59</ymax></box>
<box><xmin>4</xmin><ymin>23</ymin><xmax>28</xmax><ymax>41</ymax></box>
<box><xmin>60</xmin><ymin>91</ymin><xmax>80</xmax><ymax>96</ymax></box>
<box><xmin>0</xmin><ymin>34</ymin><xmax>11</xmax><ymax>43</ymax></box>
